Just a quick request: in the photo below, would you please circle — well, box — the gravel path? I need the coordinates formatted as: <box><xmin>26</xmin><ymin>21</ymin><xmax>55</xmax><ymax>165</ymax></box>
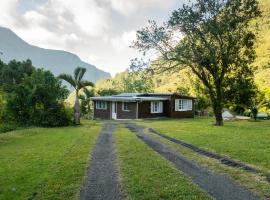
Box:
<box><xmin>125</xmin><ymin>122</ymin><xmax>260</xmax><ymax>200</ymax></box>
<box><xmin>80</xmin><ymin>122</ymin><xmax>121</xmax><ymax>200</ymax></box>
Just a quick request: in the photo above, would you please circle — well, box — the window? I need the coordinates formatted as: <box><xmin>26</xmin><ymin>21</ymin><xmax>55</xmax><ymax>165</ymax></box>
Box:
<box><xmin>151</xmin><ymin>101</ymin><xmax>163</xmax><ymax>113</ymax></box>
<box><xmin>122</xmin><ymin>102</ymin><xmax>129</xmax><ymax>111</ymax></box>
<box><xmin>175</xmin><ymin>99</ymin><xmax>192</xmax><ymax>111</ymax></box>
<box><xmin>96</xmin><ymin>101</ymin><xmax>107</xmax><ymax>110</ymax></box>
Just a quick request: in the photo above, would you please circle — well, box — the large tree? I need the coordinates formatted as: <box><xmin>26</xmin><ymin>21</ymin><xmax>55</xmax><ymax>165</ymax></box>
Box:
<box><xmin>6</xmin><ymin>69</ymin><xmax>70</xmax><ymax>127</ymax></box>
<box><xmin>132</xmin><ymin>0</ymin><xmax>261</xmax><ymax>125</ymax></box>
<box><xmin>59</xmin><ymin>67</ymin><xmax>94</xmax><ymax>125</ymax></box>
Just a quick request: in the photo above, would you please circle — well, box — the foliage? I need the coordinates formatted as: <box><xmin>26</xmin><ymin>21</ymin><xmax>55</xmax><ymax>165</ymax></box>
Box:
<box><xmin>0</xmin><ymin>123</ymin><xmax>18</xmax><ymax>133</ymax></box>
<box><xmin>0</xmin><ymin>59</ymin><xmax>35</xmax><ymax>92</ymax></box>
<box><xmin>0</xmin><ymin>91</ymin><xmax>5</xmax><ymax>121</ymax></box>
<box><xmin>224</xmin><ymin>65</ymin><xmax>257</xmax><ymax>114</ymax></box>
<box><xmin>96</xmin><ymin>88</ymin><xmax>119</xmax><ymax>96</ymax></box>
<box><xmin>122</xmin><ymin>71</ymin><xmax>154</xmax><ymax>93</ymax></box>
<box><xmin>5</xmin><ymin>69</ymin><xmax>71</xmax><ymax>127</ymax></box>
<box><xmin>79</xmin><ymin>87</ymin><xmax>95</xmax><ymax>117</ymax></box>
<box><xmin>95</xmin><ymin>70</ymin><xmax>154</xmax><ymax>94</ymax></box>
<box><xmin>132</xmin><ymin>0</ymin><xmax>261</xmax><ymax>125</ymax></box>
<box><xmin>59</xmin><ymin>67</ymin><xmax>94</xmax><ymax>125</ymax></box>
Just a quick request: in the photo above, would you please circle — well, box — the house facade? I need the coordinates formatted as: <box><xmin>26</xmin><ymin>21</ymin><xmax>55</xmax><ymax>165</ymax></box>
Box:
<box><xmin>91</xmin><ymin>93</ymin><xmax>195</xmax><ymax>120</ymax></box>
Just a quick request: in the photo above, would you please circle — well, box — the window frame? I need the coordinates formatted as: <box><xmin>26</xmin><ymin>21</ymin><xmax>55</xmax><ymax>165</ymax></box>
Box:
<box><xmin>96</xmin><ymin>101</ymin><xmax>107</xmax><ymax>110</ymax></box>
<box><xmin>175</xmin><ymin>99</ymin><xmax>192</xmax><ymax>111</ymax></box>
<box><xmin>122</xmin><ymin>102</ymin><xmax>130</xmax><ymax>111</ymax></box>
<box><xmin>151</xmin><ymin>101</ymin><xmax>163</xmax><ymax>114</ymax></box>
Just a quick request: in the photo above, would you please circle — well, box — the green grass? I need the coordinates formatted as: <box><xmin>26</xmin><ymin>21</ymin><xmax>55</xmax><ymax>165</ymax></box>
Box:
<box><xmin>143</xmin><ymin>128</ymin><xmax>270</xmax><ymax>199</ymax></box>
<box><xmin>137</xmin><ymin>118</ymin><xmax>270</xmax><ymax>172</ymax></box>
<box><xmin>0</xmin><ymin>120</ymin><xmax>101</xmax><ymax>200</ymax></box>
<box><xmin>115</xmin><ymin>125</ymin><xmax>212</xmax><ymax>200</ymax></box>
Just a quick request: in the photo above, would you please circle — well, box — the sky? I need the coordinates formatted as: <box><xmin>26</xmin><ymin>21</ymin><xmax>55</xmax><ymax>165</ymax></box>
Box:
<box><xmin>0</xmin><ymin>0</ymin><xmax>191</xmax><ymax>76</ymax></box>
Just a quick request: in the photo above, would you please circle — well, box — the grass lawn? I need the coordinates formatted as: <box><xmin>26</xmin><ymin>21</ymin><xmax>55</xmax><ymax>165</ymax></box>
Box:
<box><xmin>0</xmin><ymin>120</ymin><xmax>101</xmax><ymax>200</ymax></box>
<box><xmin>115</xmin><ymin>125</ymin><xmax>212</xmax><ymax>200</ymax></box>
<box><xmin>137</xmin><ymin>118</ymin><xmax>270</xmax><ymax>172</ymax></box>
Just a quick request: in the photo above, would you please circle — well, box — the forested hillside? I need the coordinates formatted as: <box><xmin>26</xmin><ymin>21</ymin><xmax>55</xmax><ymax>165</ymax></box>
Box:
<box><xmin>94</xmin><ymin>0</ymin><xmax>270</xmax><ymax>113</ymax></box>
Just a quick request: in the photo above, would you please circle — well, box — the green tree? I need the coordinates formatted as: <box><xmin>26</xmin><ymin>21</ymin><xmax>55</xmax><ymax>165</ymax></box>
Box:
<box><xmin>0</xmin><ymin>59</ymin><xmax>35</xmax><ymax>92</ymax></box>
<box><xmin>122</xmin><ymin>71</ymin><xmax>154</xmax><ymax>93</ymax></box>
<box><xmin>224</xmin><ymin>66</ymin><xmax>257</xmax><ymax>114</ymax></box>
<box><xmin>58</xmin><ymin>67</ymin><xmax>94</xmax><ymax>125</ymax></box>
<box><xmin>0</xmin><ymin>90</ymin><xmax>5</xmax><ymax>121</ymax></box>
<box><xmin>96</xmin><ymin>88</ymin><xmax>119</xmax><ymax>96</ymax></box>
<box><xmin>79</xmin><ymin>87</ymin><xmax>95</xmax><ymax>118</ymax></box>
<box><xmin>132</xmin><ymin>0</ymin><xmax>261</xmax><ymax>125</ymax></box>
<box><xmin>6</xmin><ymin>69</ymin><xmax>70</xmax><ymax>126</ymax></box>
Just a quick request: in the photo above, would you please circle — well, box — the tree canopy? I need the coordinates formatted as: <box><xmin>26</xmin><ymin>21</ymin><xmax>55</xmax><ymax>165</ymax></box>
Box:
<box><xmin>132</xmin><ymin>0</ymin><xmax>261</xmax><ymax>125</ymax></box>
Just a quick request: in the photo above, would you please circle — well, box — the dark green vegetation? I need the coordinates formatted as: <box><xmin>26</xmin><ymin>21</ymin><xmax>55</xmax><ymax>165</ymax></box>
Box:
<box><xmin>115</xmin><ymin>125</ymin><xmax>212</xmax><ymax>200</ymax></box>
<box><xmin>0</xmin><ymin>121</ymin><xmax>101</xmax><ymax>200</ymax></box>
<box><xmin>59</xmin><ymin>67</ymin><xmax>94</xmax><ymax>125</ymax></box>
<box><xmin>137</xmin><ymin>118</ymin><xmax>270</xmax><ymax>171</ymax></box>
<box><xmin>0</xmin><ymin>59</ymin><xmax>72</xmax><ymax>129</ymax></box>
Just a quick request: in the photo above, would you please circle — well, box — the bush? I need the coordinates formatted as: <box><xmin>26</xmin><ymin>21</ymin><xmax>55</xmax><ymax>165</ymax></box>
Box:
<box><xmin>0</xmin><ymin>123</ymin><xmax>18</xmax><ymax>133</ymax></box>
<box><xmin>5</xmin><ymin>69</ymin><xmax>71</xmax><ymax>127</ymax></box>
<box><xmin>32</xmin><ymin>104</ymin><xmax>73</xmax><ymax>127</ymax></box>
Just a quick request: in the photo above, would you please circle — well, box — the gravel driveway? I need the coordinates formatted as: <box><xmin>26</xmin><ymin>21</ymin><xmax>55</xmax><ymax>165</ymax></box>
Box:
<box><xmin>80</xmin><ymin>122</ymin><xmax>121</xmax><ymax>200</ymax></box>
<box><xmin>125</xmin><ymin>122</ymin><xmax>260</xmax><ymax>200</ymax></box>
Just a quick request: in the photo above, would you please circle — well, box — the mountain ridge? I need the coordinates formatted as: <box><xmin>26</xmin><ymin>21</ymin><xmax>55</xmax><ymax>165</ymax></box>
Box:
<box><xmin>0</xmin><ymin>26</ymin><xmax>110</xmax><ymax>83</ymax></box>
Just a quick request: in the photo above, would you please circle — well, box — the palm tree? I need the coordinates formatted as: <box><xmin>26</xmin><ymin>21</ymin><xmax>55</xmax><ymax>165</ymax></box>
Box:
<box><xmin>79</xmin><ymin>88</ymin><xmax>95</xmax><ymax>119</ymax></box>
<box><xmin>58</xmin><ymin>67</ymin><xmax>94</xmax><ymax>125</ymax></box>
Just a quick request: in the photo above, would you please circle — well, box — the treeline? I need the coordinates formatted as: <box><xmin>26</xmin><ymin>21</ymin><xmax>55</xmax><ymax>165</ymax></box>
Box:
<box><xmin>0</xmin><ymin>59</ymin><xmax>72</xmax><ymax>130</ymax></box>
<box><xmin>94</xmin><ymin>66</ymin><xmax>269</xmax><ymax>115</ymax></box>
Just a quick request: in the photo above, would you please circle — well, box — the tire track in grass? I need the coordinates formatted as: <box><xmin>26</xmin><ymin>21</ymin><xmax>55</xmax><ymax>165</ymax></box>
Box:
<box><xmin>80</xmin><ymin>122</ymin><xmax>121</xmax><ymax>200</ymax></box>
<box><xmin>115</xmin><ymin>125</ymin><xmax>212</xmax><ymax>200</ymax></box>
<box><xmin>125</xmin><ymin>122</ymin><xmax>260</xmax><ymax>200</ymax></box>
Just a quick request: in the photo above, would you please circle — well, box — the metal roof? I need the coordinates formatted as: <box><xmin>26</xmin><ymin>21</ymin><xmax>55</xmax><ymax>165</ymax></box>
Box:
<box><xmin>90</xmin><ymin>93</ymin><xmax>195</xmax><ymax>102</ymax></box>
<box><xmin>113</xmin><ymin>93</ymin><xmax>146</xmax><ymax>97</ymax></box>
<box><xmin>90</xmin><ymin>96</ymin><xmax>169</xmax><ymax>102</ymax></box>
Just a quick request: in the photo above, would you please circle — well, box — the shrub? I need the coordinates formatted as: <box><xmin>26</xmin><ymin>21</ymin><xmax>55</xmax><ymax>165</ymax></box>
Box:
<box><xmin>5</xmin><ymin>69</ymin><xmax>71</xmax><ymax>127</ymax></box>
<box><xmin>0</xmin><ymin>123</ymin><xmax>18</xmax><ymax>133</ymax></box>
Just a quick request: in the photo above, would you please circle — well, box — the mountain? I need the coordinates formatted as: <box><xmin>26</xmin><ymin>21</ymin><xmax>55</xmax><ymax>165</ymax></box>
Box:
<box><xmin>0</xmin><ymin>27</ymin><xmax>110</xmax><ymax>84</ymax></box>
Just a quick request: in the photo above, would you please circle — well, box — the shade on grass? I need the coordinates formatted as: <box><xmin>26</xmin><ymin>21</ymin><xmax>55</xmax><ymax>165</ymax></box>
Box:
<box><xmin>115</xmin><ymin>126</ymin><xmax>212</xmax><ymax>200</ymax></box>
<box><xmin>0</xmin><ymin>121</ymin><xmax>101</xmax><ymax>200</ymax></box>
<box><xmin>137</xmin><ymin>118</ymin><xmax>270</xmax><ymax>171</ymax></box>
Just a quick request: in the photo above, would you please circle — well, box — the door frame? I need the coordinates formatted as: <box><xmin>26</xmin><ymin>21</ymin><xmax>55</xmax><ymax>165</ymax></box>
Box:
<box><xmin>111</xmin><ymin>102</ymin><xmax>117</xmax><ymax>119</ymax></box>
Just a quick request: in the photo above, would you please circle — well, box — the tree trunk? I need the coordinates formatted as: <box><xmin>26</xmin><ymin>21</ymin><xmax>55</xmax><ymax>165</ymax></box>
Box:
<box><xmin>74</xmin><ymin>91</ymin><xmax>81</xmax><ymax>125</ymax></box>
<box><xmin>214</xmin><ymin>107</ymin><xmax>223</xmax><ymax>126</ymax></box>
<box><xmin>212</xmin><ymin>97</ymin><xmax>224</xmax><ymax>126</ymax></box>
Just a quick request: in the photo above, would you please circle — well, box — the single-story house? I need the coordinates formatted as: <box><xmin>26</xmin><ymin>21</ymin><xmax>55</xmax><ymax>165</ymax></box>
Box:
<box><xmin>90</xmin><ymin>93</ymin><xmax>195</xmax><ymax>120</ymax></box>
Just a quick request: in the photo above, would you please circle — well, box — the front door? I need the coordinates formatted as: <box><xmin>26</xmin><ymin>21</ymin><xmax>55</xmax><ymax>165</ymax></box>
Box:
<box><xmin>111</xmin><ymin>102</ymin><xmax>117</xmax><ymax>119</ymax></box>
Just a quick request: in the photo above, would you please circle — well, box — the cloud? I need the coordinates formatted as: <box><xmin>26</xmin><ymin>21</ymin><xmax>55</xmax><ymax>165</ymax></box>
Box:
<box><xmin>110</xmin><ymin>30</ymin><xmax>136</xmax><ymax>52</ymax></box>
<box><xmin>0</xmin><ymin>0</ymin><xmax>181</xmax><ymax>75</ymax></box>
<box><xmin>107</xmin><ymin>0</ymin><xmax>176</xmax><ymax>16</ymax></box>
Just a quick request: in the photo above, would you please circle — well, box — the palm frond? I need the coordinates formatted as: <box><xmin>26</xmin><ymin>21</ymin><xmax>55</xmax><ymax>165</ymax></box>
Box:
<box><xmin>83</xmin><ymin>87</ymin><xmax>95</xmax><ymax>98</ymax></box>
<box><xmin>58</xmin><ymin>74</ymin><xmax>76</xmax><ymax>89</ymax></box>
<box><xmin>78</xmin><ymin>80</ymin><xmax>94</xmax><ymax>90</ymax></box>
<box><xmin>78</xmin><ymin>94</ymin><xmax>86</xmax><ymax>100</ymax></box>
<box><xmin>74</xmin><ymin>67</ymin><xmax>86</xmax><ymax>83</ymax></box>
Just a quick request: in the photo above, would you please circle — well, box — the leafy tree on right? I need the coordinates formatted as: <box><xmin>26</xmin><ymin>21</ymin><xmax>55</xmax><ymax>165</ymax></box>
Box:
<box><xmin>132</xmin><ymin>0</ymin><xmax>261</xmax><ymax>126</ymax></box>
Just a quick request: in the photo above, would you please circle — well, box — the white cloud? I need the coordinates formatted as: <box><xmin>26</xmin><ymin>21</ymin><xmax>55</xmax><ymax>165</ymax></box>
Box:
<box><xmin>110</xmin><ymin>30</ymin><xmax>136</xmax><ymax>52</ymax></box>
<box><xmin>107</xmin><ymin>0</ymin><xmax>176</xmax><ymax>16</ymax></box>
<box><xmin>0</xmin><ymin>0</ymin><xmax>181</xmax><ymax>75</ymax></box>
